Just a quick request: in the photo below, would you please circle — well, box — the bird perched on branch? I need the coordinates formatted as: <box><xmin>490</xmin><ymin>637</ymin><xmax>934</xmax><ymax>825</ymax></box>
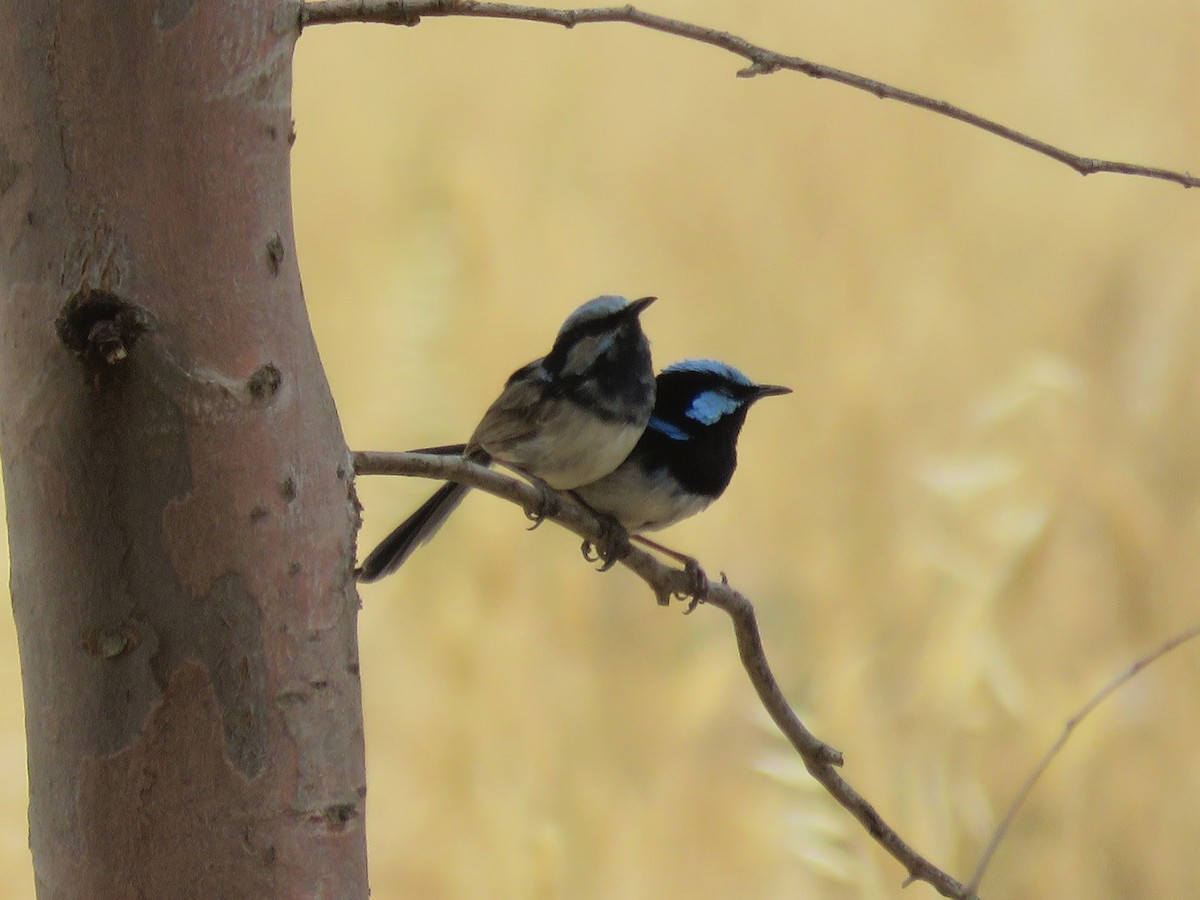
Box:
<box><xmin>573</xmin><ymin>359</ymin><xmax>790</xmax><ymax>537</ymax></box>
<box><xmin>357</xmin><ymin>295</ymin><xmax>657</xmax><ymax>582</ymax></box>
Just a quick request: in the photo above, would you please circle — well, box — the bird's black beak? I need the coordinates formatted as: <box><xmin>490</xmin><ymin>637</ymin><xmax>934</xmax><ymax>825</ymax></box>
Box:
<box><xmin>625</xmin><ymin>295</ymin><xmax>657</xmax><ymax>318</ymax></box>
<box><xmin>751</xmin><ymin>383</ymin><xmax>792</xmax><ymax>400</ymax></box>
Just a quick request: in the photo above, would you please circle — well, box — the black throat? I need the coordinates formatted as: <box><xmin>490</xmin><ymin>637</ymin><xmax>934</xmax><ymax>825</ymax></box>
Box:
<box><xmin>637</xmin><ymin>371</ymin><xmax>756</xmax><ymax>499</ymax></box>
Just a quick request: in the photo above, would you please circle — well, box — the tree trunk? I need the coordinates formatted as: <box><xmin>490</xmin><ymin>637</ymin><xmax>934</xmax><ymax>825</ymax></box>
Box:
<box><xmin>0</xmin><ymin>2</ymin><xmax>368</xmax><ymax>896</ymax></box>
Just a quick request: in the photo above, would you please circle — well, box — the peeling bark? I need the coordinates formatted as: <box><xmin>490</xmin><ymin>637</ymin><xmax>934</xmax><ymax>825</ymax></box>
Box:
<box><xmin>0</xmin><ymin>1</ymin><xmax>368</xmax><ymax>896</ymax></box>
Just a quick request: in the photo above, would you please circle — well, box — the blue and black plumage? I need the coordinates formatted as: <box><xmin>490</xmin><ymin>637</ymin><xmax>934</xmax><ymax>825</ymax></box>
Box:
<box><xmin>357</xmin><ymin>295</ymin><xmax>657</xmax><ymax>582</ymax></box>
<box><xmin>573</xmin><ymin>359</ymin><xmax>790</xmax><ymax>533</ymax></box>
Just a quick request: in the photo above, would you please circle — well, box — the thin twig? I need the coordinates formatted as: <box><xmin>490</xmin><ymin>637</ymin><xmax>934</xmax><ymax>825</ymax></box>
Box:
<box><xmin>965</xmin><ymin>621</ymin><xmax>1200</xmax><ymax>896</ymax></box>
<box><xmin>300</xmin><ymin>0</ymin><xmax>1198</xmax><ymax>189</ymax></box>
<box><xmin>354</xmin><ymin>450</ymin><xmax>974</xmax><ymax>898</ymax></box>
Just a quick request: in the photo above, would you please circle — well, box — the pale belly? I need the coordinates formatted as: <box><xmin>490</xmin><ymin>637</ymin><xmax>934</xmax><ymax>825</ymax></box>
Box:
<box><xmin>574</xmin><ymin>463</ymin><xmax>714</xmax><ymax>532</ymax></box>
<box><xmin>484</xmin><ymin>409</ymin><xmax>645</xmax><ymax>489</ymax></box>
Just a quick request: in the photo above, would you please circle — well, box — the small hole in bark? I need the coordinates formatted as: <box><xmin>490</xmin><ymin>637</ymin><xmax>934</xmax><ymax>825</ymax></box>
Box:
<box><xmin>247</xmin><ymin>363</ymin><xmax>281</xmax><ymax>400</ymax></box>
<box><xmin>56</xmin><ymin>289</ymin><xmax>153</xmax><ymax>374</ymax></box>
<box><xmin>321</xmin><ymin>803</ymin><xmax>358</xmax><ymax>827</ymax></box>
<box><xmin>266</xmin><ymin>233</ymin><xmax>285</xmax><ymax>275</ymax></box>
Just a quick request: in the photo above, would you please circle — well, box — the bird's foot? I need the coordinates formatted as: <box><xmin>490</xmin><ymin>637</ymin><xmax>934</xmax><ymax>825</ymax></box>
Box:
<box><xmin>524</xmin><ymin>478</ymin><xmax>561</xmax><ymax>530</ymax></box>
<box><xmin>627</xmin><ymin>534</ymin><xmax>710</xmax><ymax>608</ymax></box>
<box><xmin>676</xmin><ymin>559</ymin><xmax>711</xmax><ymax>613</ymax></box>
<box><xmin>580</xmin><ymin>514</ymin><xmax>631</xmax><ymax>572</ymax></box>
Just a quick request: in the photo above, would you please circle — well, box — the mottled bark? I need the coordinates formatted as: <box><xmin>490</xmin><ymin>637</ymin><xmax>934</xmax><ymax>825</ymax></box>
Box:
<box><xmin>0</xmin><ymin>1</ymin><xmax>368</xmax><ymax>896</ymax></box>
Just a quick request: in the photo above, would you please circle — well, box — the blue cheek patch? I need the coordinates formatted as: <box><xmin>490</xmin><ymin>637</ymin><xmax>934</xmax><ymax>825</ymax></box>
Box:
<box><xmin>686</xmin><ymin>390</ymin><xmax>742</xmax><ymax>425</ymax></box>
<box><xmin>648</xmin><ymin>416</ymin><xmax>691</xmax><ymax>441</ymax></box>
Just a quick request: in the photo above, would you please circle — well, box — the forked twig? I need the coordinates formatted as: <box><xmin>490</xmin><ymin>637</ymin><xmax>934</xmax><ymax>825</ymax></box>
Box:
<box><xmin>300</xmin><ymin>0</ymin><xmax>1198</xmax><ymax>189</ymax></box>
<box><xmin>354</xmin><ymin>450</ymin><xmax>974</xmax><ymax>898</ymax></box>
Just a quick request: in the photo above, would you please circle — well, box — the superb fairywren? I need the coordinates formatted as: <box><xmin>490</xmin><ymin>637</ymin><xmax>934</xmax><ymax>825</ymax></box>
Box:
<box><xmin>573</xmin><ymin>359</ymin><xmax>790</xmax><ymax>533</ymax></box>
<box><xmin>357</xmin><ymin>295</ymin><xmax>657</xmax><ymax>582</ymax></box>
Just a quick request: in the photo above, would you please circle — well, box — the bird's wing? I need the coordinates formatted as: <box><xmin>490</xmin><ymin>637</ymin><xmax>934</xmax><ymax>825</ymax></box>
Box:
<box><xmin>467</xmin><ymin>361</ymin><xmax>552</xmax><ymax>454</ymax></box>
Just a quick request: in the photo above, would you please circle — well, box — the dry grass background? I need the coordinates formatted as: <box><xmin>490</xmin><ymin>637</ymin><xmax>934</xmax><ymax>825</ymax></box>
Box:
<box><xmin>2</xmin><ymin>1</ymin><xmax>1199</xmax><ymax>897</ymax></box>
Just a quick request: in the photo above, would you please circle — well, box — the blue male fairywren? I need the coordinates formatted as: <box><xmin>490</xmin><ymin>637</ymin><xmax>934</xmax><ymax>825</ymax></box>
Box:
<box><xmin>573</xmin><ymin>359</ymin><xmax>790</xmax><ymax>534</ymax></box>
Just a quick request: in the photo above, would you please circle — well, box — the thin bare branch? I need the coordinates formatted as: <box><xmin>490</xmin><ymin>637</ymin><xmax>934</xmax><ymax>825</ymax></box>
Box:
<box><xmin>965</xmin><ymin>621</ymin><xmax>1200</xmax><ymax>896</ymax></box>
<box><xmin>354</xmin><ymin>450</ymin><xmax>975</xmax><ymax>898</ymax></box>
<box><xmin>300</xmin><ymin>0</ymin><xmax>1198</xmax><ymax>189</ymax></box>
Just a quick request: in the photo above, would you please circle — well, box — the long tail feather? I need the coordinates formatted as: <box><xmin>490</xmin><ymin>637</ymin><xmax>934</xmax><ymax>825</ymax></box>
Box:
<box><xmin>407</xmin><ymin>442</ymin><xmax>469</xmax><ymax>455</ymax></box>
<box><xmin>356</xmin><ymin>448</ymin><xmax>489</xmax><ymax>582</ymax></box>
<box><xmin>356</xmin><ymin>482</ymin><xmax>471</xmax><ymax>581</ymax></box>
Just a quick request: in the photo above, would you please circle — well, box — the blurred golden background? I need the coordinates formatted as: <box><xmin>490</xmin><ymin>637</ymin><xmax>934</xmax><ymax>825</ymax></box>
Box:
<box><xmin>4</xmin><ymin>1</ymin><xmax>1200</xmax><ymax>896</ymax></box>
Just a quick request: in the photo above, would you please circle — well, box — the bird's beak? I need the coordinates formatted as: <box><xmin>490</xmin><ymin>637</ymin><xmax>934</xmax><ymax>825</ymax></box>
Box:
<box><xmin>626</xmin><ymin>296</ymin><xmax>657</xmax><ymax>317</ymax></box>
<box><xmin>752</xmin><ymin>383</ymin><xmax>792</xmax><ymax>399</ymax></box>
